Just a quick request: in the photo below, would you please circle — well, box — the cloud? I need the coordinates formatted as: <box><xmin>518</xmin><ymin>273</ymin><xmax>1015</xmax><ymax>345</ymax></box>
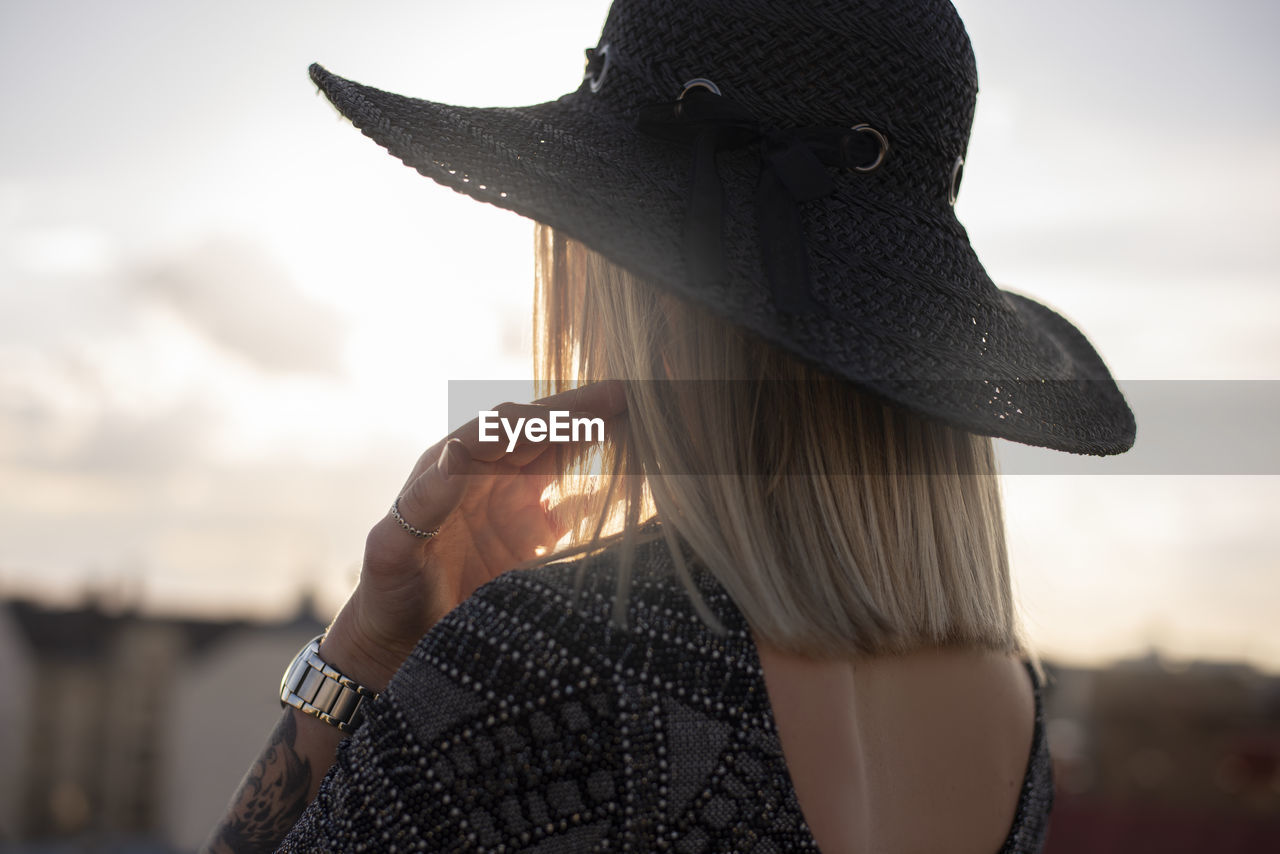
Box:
<box><xmin>132</xmin><ymin>237</ymin><xmax>345</xmax><ymax>377</ymax></box>
<box><xmin>63</xmin><ymin>401</ymin><xmax>218</xmax><ymax>475</ymax></box>
<box><xmin>0</xmin><ymin>368</ymin><xmax>215</xmax><ymax>476</ymax></box>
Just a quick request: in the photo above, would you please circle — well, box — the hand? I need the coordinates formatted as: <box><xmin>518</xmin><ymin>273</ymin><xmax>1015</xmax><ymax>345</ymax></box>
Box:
<box><xmin>321</xmin><ymin>381</ymin><xmax>628</xmax><ymax>690</ymax></box>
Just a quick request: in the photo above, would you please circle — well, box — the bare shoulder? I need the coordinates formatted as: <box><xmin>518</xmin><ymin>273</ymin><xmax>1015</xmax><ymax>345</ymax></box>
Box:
<box><xmin>754</xmin><ymin>640</ymin><xmax>1038</xmax><ymax>854</ymax></box>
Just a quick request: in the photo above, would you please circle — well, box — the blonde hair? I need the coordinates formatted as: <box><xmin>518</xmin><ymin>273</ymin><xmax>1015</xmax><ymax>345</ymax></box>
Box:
<box><xmin>531</xmin><ymin>223</ymin><xmax>1024</xmax><ymax>659</ymax></box>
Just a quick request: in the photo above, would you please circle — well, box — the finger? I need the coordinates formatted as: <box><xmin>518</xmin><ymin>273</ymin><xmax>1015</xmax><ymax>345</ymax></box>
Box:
<box><xmin>468</xmin><ymin>403</ymin><xmax>626</xmax><ymax>464</ymax></box>
<box><xmin>394</xmin><ymin>439</ymin><xmax>472</xmax><ymax>541</ymax></box>
<box><xmin>544</xmin><ymin>492</ymin><xmax>595</xmax><ymax>540</ymax></box>
<box><xmin>533</xmin><ymin>379</ymin><xmax>628</xmax><ymax>418</ymax></box>
<box><xmin>400</xmin><ymin>381</ymin><xmax>629</xmax><ymax>488</ymax></box>
<box><xmin>466</xmin><ymin>401</ymin><xmax>562</xmax><ymax>463</ymax></box>
<box><xmin>497</xmin><ymin>412</ymin><xmax>620</xmax><ymax>469</ymax></box>
<box><xmin>518</xmin><ymin>444</ymin><xmax>563</xmax><ymax>478</ymax></box>
<box><xmin>546</xmin><ymin>507</ymin><xmax>572</xmax><ymax>542</ymax></box>
<box><xmin>456</xmin><ymin>380</ymin><xmax>628</xmax><ymax>458</ymax></box>
<box><xmin>396</xmin><ymin>404</ymin><xmax>532</xmax><ymax>492</ymax></box>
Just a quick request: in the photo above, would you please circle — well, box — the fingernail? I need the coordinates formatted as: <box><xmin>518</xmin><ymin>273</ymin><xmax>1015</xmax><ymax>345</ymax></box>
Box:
<box><xmin>439</xmin><ymin>441</ymin><xmax>455</xmax><ymax>481</ymax></box>
<box><xmin>439</xmin><ymin>440</ymin><xmax>462</xmax><ymax>482</ymax></box>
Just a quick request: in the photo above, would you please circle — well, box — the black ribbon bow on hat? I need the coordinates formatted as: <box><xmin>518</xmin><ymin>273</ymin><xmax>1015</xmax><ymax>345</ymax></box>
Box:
<box><xmin>637</xmin><ymin>86</ymin><xmax>886</xmax><ymax>313</ymax></box>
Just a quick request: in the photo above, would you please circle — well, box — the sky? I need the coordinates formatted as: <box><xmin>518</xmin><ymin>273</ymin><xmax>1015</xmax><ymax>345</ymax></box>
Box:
<box><xmin>1</xmin><ymin>0</ymin><xmax>1278</xmax><ymax>670</ymax></box>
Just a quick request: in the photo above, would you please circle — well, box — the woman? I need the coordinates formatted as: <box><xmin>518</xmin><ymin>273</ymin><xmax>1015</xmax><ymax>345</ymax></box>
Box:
<box><xmin>205</xmin><ymin>0</ymin><xmax>1135</xmax><ymax>851</ymax></box>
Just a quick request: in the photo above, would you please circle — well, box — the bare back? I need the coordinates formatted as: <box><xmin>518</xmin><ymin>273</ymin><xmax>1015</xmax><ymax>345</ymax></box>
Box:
<box><xmin>752</xmin><ymin>636</ymin><xmax>1038</xmax><ymax>854</ymax></box>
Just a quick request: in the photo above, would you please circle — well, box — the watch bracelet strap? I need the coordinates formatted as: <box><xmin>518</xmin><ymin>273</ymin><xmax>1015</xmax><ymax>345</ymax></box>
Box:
<box><xmin>280</xmin><ymin>634</ymin><xmax>380</xmax><ymax>733</ymax></box>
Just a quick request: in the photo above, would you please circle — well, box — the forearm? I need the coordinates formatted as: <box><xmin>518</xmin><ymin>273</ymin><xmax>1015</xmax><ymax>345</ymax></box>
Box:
<box><xmin>200</xmin><ymin>606</ymin><xmax>407</xmax><ymax>853</ymax></box>
<box><xmin>201</xmin><ymin>705</ymin><xmax>343</xmax><ymax>854</ymax></box>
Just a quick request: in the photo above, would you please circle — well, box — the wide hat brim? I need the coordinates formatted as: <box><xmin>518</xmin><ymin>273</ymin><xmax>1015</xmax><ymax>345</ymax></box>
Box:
<box><xmin>309</xmin><ymin>62</ymin><xmax>1135</xmax><ymax>456</ymax></box>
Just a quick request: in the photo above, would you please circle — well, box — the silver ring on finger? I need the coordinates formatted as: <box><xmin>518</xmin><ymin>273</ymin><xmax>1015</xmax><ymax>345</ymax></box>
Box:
<box><xmin>390</xmin><ymin>496</ymin><xmax>440</xmax><ymax>539</ymax></box>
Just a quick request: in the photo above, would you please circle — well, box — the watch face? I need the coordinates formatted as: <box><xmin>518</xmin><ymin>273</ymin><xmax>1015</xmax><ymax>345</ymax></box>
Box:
<box><xmin>280</xmin><ymin>635</ymin><xmax>323</xmax><ymax>705</ymax></box>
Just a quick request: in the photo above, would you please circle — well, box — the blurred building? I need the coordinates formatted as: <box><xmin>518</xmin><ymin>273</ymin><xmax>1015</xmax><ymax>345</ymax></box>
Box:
<box><xmin>0</xmin><ymin>594</ymin><xmax>323</xmax><ymax>852</ymax></box>
<box><xmin>0</xmin><ymin>604</ymin><xmax>34</xmax><ymax>841</ymax></box>
<box><xmin>1</xmin><ymin>597</ymin><xmax>1278</xmax><ymax>852</ymax></box>
<box><xmin>1043</xmin><ymin>653</ymin><xmax>1280</xmax><ymax>852</ymax></box>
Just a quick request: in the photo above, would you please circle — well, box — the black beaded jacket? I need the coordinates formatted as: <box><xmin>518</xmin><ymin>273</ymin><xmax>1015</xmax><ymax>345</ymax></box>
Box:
<box><xmin>279</xmin><ymin>533</ymin><xmax>1053</xmax><ymax>852</ymax></box>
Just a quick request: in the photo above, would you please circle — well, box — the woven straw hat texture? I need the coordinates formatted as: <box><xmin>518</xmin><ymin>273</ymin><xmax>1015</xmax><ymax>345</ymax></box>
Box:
<box><xmin>309</xmin><ymin>0</ymin><xmax>1135</xmax><ymax>455</ymax></box>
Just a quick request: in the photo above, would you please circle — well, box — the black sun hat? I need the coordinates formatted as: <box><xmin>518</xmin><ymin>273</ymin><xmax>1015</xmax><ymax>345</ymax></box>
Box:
<box><xmin>309</xmin><ymin>0</ymin><xmax>1135</xmax><ymax>456</ymax></box>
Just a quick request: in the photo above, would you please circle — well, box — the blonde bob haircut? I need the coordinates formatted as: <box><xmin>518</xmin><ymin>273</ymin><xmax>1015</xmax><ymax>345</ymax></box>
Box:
<box><xmin>530</xmin><ymin>223</ymin><xmax>1025</xmax><ymax>660</ymax></box>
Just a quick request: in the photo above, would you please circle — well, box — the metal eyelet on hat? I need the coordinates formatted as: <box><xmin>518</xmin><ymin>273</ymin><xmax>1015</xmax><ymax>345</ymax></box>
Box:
<box><xmin>849</xmin><ymin>123</ymin><xmax>889</xmax><ymax>172</ymax></box>
<box><xmin>949</xmin><ymin>155</ymin><xmax>964</xmax><ymax>206</ymax></box>
<box><xmin>585</xmin><ymin>42</ymin><xmax>612</xmax><ymax>93</ymax></box>
<box><xmin>679</xmin><ymin>78</ymin><xmax>722</xmax><ymax>99</ymax></box>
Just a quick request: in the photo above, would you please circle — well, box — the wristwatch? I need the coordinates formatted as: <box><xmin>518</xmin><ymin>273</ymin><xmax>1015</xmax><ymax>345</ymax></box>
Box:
<box><xmin>279</xmin><ymin>633</ymin><xmax>379</xmax><ymax>733</ymax></box>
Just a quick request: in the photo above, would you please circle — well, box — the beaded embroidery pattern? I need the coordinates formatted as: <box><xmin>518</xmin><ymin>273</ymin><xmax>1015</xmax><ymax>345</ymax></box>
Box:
<box><xmin>280</xmin><ymin>535</ymin><xmax>1052</xmax><ymax>852</ymax></box>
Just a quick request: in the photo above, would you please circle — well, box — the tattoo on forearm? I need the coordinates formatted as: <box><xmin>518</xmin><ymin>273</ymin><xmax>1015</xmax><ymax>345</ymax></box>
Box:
<box><xmin>204</xmin><ymin>711</ymin><xmax>313</xmax><ymax>853</ymax></box>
